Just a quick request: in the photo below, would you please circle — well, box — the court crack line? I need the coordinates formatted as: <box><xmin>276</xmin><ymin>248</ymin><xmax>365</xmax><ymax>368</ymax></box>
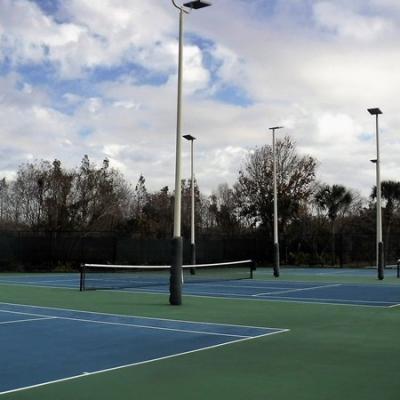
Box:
<box><xmin>0</xmin><ymin>316</ymin><xmax>56</xmax><ymax>325</ymax></box>
<box><xmin>252</xmin><ymin>283</ymin><xmax>342</xmax><ymax>297</ymax></box>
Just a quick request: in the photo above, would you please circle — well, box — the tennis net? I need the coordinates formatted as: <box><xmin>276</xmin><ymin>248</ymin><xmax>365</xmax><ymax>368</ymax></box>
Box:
<box><xmin>80</xmin><ymin>259</ymin><xmax>255</xmax><ymax>291</ymax></box>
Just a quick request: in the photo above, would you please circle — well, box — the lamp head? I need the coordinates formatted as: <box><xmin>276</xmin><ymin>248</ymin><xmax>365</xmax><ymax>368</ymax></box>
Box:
<box><xmin>183</xmin><ymin>134</ymin><xmax>196</xmax><ymax>141</ymax></box>
<box><xmin>183</xmin><ymin>1</ymin><xmax>211</xmax><ymax>9</ymax></box>
<box><xmin>368</xmin><ymin>108</ymin><xmax>382</xmax><ymax>115</ymax></box>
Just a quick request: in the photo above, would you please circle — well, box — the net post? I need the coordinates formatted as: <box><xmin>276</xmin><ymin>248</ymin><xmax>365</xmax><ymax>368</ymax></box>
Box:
<box><xmin>273</xmin><ymin>243</ymin><xmax>280</xmax><ymax>278</ymax></box>
<box><xmin>170</xmin><ymin>237</ymin><xmax>183</xmax><ymax>305</ymax></box>
<box><xmin>378</xmin><ymin>242</ymin><xmax>384</xmax><ymax>280</ymax></box>
<box><xmin>190</xmin><ymin>243</ymin><xmax>196</xmax><ymax>275</ymax></box>
<box><xmin>250</xmin><ymin>260</ymin><xmax>256</xmax><ymax>279</ymax></box>
<box><xmin>79</xmin><ymin>263</ymin><xmax>85</xmax><ymax>292</ymax></box>
<box><xmin>397</xmin><ymin>259</ymin><xmax>399</xmax><ymax>279</ymax></box>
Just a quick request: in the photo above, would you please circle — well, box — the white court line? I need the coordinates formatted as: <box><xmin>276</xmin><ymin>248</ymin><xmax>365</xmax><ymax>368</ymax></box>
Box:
<box><xmin>0</xmin><ymin>276</ymin><xmax>79</xmax><ymax>284</ymax></box>
<box><xmin>0</xmin><ymin>305</ymin><xmax>282</xmax><ymax>339</ymax></box>
<box><xmin>388</xmin><ymin>303</ymin><xmax>400</xmax><ymax>308</ymax></box>
<box><xmin>84</xmin><ymin>279</ymin><xmax>294</xmax><ymax>291</ymax></box>
<box><xmin>0</xmin><ymin>282</ymin><xmax>77</xmax><ymax>290</ymax></box>
<box><xmin>0</xmin><ymin>309</ymin><xmax>252</xmax><ymax>339</ymax></box>
<box><xmin>0</xmin><ymin>329</ymin><xmax>289</xmax><ymax>396</ymax></box>
<box><xmin>0</xmin><ymin>273</ymin><xmax>74</xmax><ymax>279</ymax></box>
<box><xmin>1</xmin><ymin>279</ymin><xmax>397</xmax><ymax>309</ymax></box>
<box><xmin>0</xmin><ymin>278</ymin><xmax>77</xmax><ymax>284</ymax></box>
<box><xmin>17</xmin><ymin>278</ymin><xmax>78</xmax><ymax>284</ymax></box>
<box><xmin>0</xmin><ymin>301</ymin><xmax>284</xmax><ymax>331</ymax></box>
<box><xmin>122</xmin><ymin>289</ymin><xmax>391</xmax><ymax>308</ymax></box>
<box><xmin>313</xmin><ymin>270</ymin><xmax>371</xmax><ymax>276</ymax></box>
<box><xmin>184</xmin><ymin>282</ymin><xmax>306</xmax><ymax>290</ymax></box>
<box><xmin>252</xmin><ymin>283</ymin><xmax>342</xmax><ymax>297</ymax></box>
<box><xmin>253</xmin><ymin>276</ymin><xmax>400</xmax><ymax>287</ymax></box>
<box><xmin>124</xmin><ymin>285</ymin><xmax>345</xmax><ymax>300</ymax></box>
<box><xmin>79</xmin><ymin>282</ymin><xmax>399</xmax><ymax>308</ymax></box>
<box><xmin>0</xmin><ymin>316</ymin><xmax>56</xmax><ymax>325</ymax></box>
<box><xmin>253</xmin><ymin>294</ymin><xmax>394</xmax><ymax>305</ymax></box>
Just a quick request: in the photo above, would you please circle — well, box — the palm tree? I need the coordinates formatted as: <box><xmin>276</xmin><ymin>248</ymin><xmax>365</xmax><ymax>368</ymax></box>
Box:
<box><xmin>314</xmin><ymin>184</ymin><xmax>353</xmax><ymax>265</ymax></box>
<box><xmin>371</xmin><ymin>180</ymin><xmax>400</xmax><ymax>263</ymax></box>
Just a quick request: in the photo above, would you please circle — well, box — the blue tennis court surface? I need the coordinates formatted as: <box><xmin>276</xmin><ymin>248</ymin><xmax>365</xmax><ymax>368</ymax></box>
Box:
<box><xmin>0</xmin><ymin>302</ymin><xmax>287</xmax><ymax>395</ymax></box>
<box><xmin>0</xmin><ymin>272</ymin><xmax>399</xmax><ymax>307</ymax></box>
<box><xmin>262</xmin><ymin>266</ymin><xmax>400</xmax><ymax>277</ymax></box>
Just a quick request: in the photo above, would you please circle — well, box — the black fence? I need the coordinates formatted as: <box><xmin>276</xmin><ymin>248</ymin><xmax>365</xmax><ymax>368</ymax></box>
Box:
<box><xmin>0</xmin><ymin>231</ymin><xmax>265</xmax><ymax>271</ymax></box>
<box><xmin>282</xmin><ymin>232</ymin><xmax>400</xmax><ymax>267</ymax></box>
<box><xmin>0</xmin><ymin>230</ymin><xmax>399</xmax><ymax>272</ymax></box>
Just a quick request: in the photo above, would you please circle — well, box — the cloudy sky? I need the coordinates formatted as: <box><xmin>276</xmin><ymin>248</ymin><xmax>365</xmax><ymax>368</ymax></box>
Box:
<box><xmin>0</xmin><ymin>0</ymin><xmax>399</xmax><ymax>197</ymax></box>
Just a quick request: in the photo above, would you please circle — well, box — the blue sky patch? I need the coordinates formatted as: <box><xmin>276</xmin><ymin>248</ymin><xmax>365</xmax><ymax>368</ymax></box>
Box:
<box><xmin>17</xmin><ymin>63</ymin><xmax>57</xmax><ymax>86</ymax></box>
<box><xmin>79</xmin><ymin>127</ymin><xmax>95</xmax><ymax>138</ymax></box>
<box><xmin>31</xmin><ymin>0</ymin><xmax>62</xmax><ymax>18</ymax></box>
<box><xmin>359</xmin><ymin>132</ymin><xmax>374</xmax><ymax>142</ymax></box>
<box><xmin>91</xmin><ymin>63</ymin><xmax>169</xmax><ymax>87</ymax></box>
<box><xmin>213</xmin><ymin>84</ymin><xmax>254</xmax><ymax>107</ymax></box>
<box><xmin>0</xmin><ymin>59</ymin><xmax>12</xmax><ymax>76</ymax></box>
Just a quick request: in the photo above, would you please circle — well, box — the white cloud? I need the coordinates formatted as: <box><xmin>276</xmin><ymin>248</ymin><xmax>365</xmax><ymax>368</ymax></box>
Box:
<box><xmin>85</xmin><ymin>97</ymin><xmax>103</xmax><ymax>114</ymax></box>
<box><xmin>112</xmin><ymin>101</ymin><xmax>140</xmax><ymax>110</ymax></box>
<box><xmin>313</xmin><ymin>1</ymin><xmax>394</xmax><ymax>41</ymax></box>
<box><xmin>63</xmin><ymin>92</ymin><xmax>83</xmax><ymax>104</ymax></box>
<box><xmin>0</xmin><ymin>0</ymin><xmax>400</xmax><ymax>199</ymax></box>
<box><xmin>182</xmin><ymin>45</ymin><xmax>210</xmax><ymax>92</ymax></box>
<box><xmin>370</xmin><ymin>0</ymin><xmax>400</xmax><ymax>14</ymax></box>
<box><xmin>103</xmin><ymin>144</ymin><xmax>129</xmax><ymax>158</ymax></box>
<box><xmin>166</xmin><ymin>44</ymin><xmax>210</xmax><ymax>94</ymax></box>
<box><xmin>315</xmin><ymin>113</ymin><xmax>360</xmax><ymax>145</ymax></box>
<box><xmin>196</xmin><ymin>146</ymin><xmax>250</xmax><ymax>193</ymax></box>
<box><xmin>0</xmin><ymin>0</ymin><xmax>212</xmax><ymax>83</ymax></box>
<box><xmin>0</xmin><ymin>0</ymin><xmax>175</xmax><ymax>77</ymax></box>
<box><xmin>211</xmin><ymin>43</ymin><xmax>247</xmax><ymax>86</ymax></box>
<box><xmin>0</xmin><ymin>0</ymin><xmax>87</xmax><ymax>68</ymax></box>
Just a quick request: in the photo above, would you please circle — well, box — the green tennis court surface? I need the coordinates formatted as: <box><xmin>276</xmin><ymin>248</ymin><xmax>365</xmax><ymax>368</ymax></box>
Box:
<box><xmin>0</xmin><ymin>267</ymin><xmax>399</xmax><ymax>399</ymax></box>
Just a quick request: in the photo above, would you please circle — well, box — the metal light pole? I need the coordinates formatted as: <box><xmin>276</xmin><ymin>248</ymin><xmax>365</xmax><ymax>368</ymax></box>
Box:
<box><xmin>269</xmin><ymin>126</ymin><xmax>283</xmax><ymax>278</ymax></box>
<box><xmin>368</xmin><ymin>108</ymin><xmax>384</xmax><ymax>280</ymax></box>
<box><xmin>183</xmin><ymin>134</ymin><xmax>196</xmax><ymax>272</ymax></box>
<box><xmin>170</xmin><ymin>0</ymin><xmax>211</xmax><ymax>305</ymax></box>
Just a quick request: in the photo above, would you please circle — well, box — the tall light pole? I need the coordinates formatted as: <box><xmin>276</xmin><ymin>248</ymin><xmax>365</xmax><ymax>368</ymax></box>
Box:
<box><xmin>368</xmin><ymin>108</ymin><xmax>384</xmax><ymax>280</ymax></box>
<box><xmin>269</xmin><ymin>126</ymin><xmax>283</xmax><ymax>278</ymax></box>
<box><xmin>170</xmin><ymin>0</ymin><xmax>211</xmax><ymax>305</ymax></box>
<box><xmin>183</xmin><ymin>134</ymin><xmax>196</xmax><ymax>271</ymax></box>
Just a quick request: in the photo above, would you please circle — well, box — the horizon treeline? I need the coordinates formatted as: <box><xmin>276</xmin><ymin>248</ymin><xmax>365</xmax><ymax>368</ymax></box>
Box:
<box><xmin>1</xmin><ymin>137</ymin><xmax>400</xmax><ymax>266</ymax></box>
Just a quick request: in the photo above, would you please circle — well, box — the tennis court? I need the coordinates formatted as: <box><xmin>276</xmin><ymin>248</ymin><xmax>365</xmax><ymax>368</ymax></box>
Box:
<box><xmin>0</xmin><ymin>302</ymin><xmax>287</xmax><ymax>395</ymax></box>
<box><xmin>0</xmin><ymin>268</ymin><xmax>399</xmax><ymax>307</ymax></box>
<box><xmin>0</xmin><ymin>267</ymin><xmax>400</xmax><ymax>400</ymax></box>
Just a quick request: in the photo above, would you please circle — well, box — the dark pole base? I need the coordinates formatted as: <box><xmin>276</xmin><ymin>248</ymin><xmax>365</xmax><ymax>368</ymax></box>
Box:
<box><xmin>377</xmin><ymin>241</ymin><xmax>384</xmax><ymax>280</ymax></box>
<box><xmin>170</xmin><ymin>237</ymin><xmax>183</xmax><ymax>305</ymax></box>
<box><xmin>190</xmin><ymin>243</ymin><xmax>196</xmax><ymax>275</ymax></box>
<box><xmin>273</xmin><ymin>242</ymin><xmax>280</xmax><ymax>278</ymax></box>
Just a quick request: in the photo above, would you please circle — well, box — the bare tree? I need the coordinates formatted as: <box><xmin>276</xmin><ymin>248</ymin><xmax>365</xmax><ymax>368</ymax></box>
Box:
<box><xmin>206</xmin><ymin>183</ymin><xmax>242</xmax><ymax>233</ymax></box>
<box><xmin>0</xmin><ymin>178</ymin><xmax>8</xmax><ymax>223</ymax></box>
<box><xmin>235</xmin><ymin>136</ymin><xmax>317</xmax><ymax>234</ymax></box>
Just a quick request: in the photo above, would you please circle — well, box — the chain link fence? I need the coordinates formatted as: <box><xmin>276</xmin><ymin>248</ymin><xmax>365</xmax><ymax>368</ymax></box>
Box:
<box><xmin>0</xmin><ymin>230</ymin><xmax>398</xmax><ymax>271</ymax></box>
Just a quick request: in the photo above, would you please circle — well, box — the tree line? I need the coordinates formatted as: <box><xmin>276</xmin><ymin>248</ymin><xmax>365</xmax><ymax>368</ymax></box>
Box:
<box><xmin>1</xmin><ymin>137</ymin><xmax>400</xmax><ymax>265</ymax></box>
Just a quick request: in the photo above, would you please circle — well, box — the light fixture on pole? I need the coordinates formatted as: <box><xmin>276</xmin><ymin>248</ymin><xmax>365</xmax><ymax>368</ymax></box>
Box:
<box><xmin>183</xmin><ymin>134</ymin><xmax>197</xmax><ymax>272</ymax></box>
<box><xmin>368</xmin><ymin>107</ymin><xmax>384</xmax><ymax>280</ymax></box>
<box><xmin>183</xmin><ymin>0</ymin><xmax>211</xmax><ymax>8</ymax></box>
<box><xmin>170</xmin><ymin>0</ymin><xmax>212</xmax><ymax>305</ymax></box>
<box><xmin>269</xmin><ymin>126</ymin><xmax>284</xmax><ymax>278</ymax></box>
